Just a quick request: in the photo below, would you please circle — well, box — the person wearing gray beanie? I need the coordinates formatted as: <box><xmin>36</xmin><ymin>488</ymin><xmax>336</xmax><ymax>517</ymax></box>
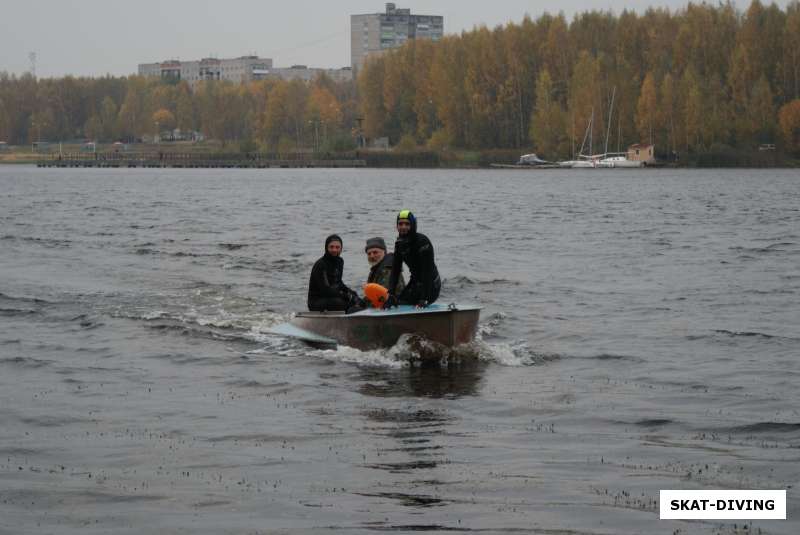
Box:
<box><xmin>364</xmin><ymin>237</ymin><xmax>386</xmax><ymax>253</ymax></box>
<box><xmin>365</xmin><ymin>237</ymin><xmax>404</xmax><ymax>298</ymax></box>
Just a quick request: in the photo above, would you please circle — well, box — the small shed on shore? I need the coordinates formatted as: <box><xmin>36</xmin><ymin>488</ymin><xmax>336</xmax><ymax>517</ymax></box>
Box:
<box><xmin>628</xmin><ymin>143</ymin><xmax>655</xmax><ymax>163</ymax></box>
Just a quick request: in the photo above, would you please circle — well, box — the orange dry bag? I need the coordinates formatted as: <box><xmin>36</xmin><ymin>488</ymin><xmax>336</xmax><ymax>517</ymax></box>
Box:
<box><xmin>363</xmin><ymin>283</ymin><xmax>389</xmax><ymax>308</ymax></box>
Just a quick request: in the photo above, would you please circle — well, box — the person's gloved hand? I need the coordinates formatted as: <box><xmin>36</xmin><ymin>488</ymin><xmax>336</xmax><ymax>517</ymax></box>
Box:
<box><xmin>415</xmin><ymin>300</ymin><xmax>429</xmax><ymax>309</ymax></box>
<box><xmin>340</xmin><ymin>288</ymin><xmax>357</xmax><ymax>303</ymax></box>
<box><xmin>383</xmin><ymin>294</ymin><xmax>398</xmax><ymax>309</ymax></box>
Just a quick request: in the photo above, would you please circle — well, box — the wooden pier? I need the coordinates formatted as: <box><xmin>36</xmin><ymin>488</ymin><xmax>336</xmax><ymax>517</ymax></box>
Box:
<box><xmin>37</xmin><ymin>152</ymin><xmax>366</xmax><ymax>169</ymax></box>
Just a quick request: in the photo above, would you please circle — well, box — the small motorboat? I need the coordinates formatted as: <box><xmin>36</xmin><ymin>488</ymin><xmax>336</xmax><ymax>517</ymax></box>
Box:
<box><xmin>269</xmin><ymin>303</ymin><xmax>481</xmax><ymax>350</ymax></box>
<box><xmin>517</xmin><ymin>153</ymin><xmax>552</xmax><ymax>166</ymax></box>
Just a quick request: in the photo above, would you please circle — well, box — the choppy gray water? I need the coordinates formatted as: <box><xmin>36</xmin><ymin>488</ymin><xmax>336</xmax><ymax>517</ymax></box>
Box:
<box><xmin>1</xmin><ymin>166</ymin><xmax>799</xmax><ymax>534</ymax></box>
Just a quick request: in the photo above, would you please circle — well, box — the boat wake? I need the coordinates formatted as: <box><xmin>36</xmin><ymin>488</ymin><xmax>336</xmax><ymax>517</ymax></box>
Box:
<box><xmin>115</xmin><ymin>302</ymin><xmax>547</xmax><ymax>369</ymax></box>
<box><xmin>245</xmin><ymin>330</ymin><xmax>547</xmax><ymax>369</ymax></box>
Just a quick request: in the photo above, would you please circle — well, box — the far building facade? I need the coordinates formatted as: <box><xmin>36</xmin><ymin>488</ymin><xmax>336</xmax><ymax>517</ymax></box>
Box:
<box><xmin>252</xmin><ymin>65</ymin><xmax>353</xmax><ymax>83</ymax></box>
<box><xmin>138</xmin><ymin>56</ymin><xmax>274</xmax><ymax>87</ymax></box>
<box><xmin>351</xmin><ymin>3</ymin><xmax>443</xmax><ymax>71</ymax></box>
<box><xmin>138</xmin><ymin>56</ymin><xmax>353</xmax><ymax>88</ymax></box>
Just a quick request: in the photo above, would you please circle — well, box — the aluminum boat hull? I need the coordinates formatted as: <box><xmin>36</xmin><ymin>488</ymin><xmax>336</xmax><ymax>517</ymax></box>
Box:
<box><xmin>290</xmin><ymin>304</ymin><xmax>481</xmax><ymax>350</ymax></box>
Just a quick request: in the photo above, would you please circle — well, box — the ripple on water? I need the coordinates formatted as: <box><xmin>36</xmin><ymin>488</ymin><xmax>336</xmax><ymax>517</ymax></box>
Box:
<box><xmin>353</xmin><ymin>491</ymin><xmax>449</xmax><ymax>508</ymax></box>
<box><xmin>206</xmin><ymin>433</ymin><xmax>335</xmax><ymax>444</ymax></box>
<box><xmin>362</xmin><ymin>460</ymin><xmax>441</xmax><ymax>472</ymax></box>
<box><xmin>17</xmin><ymin>415</ymin><xmax>95</xmax><ymax>428</ymax></box>
<box><xmin>633</xmin><ymin>418</ymin><xmax>675</xmax><ymax>428</ymax></box>
<box><xmin>142</xmin><ymin>352</ymin><xmax>222</xmax><ymax>366</ymax></box>
<box><xmin>217</xmin><ymin>242</ymin><xmax>248</xmax><ymax>250</ymax></box>
<box><xmin>725</xmin><ymin>422</ymin><xmax>800</xmax><ymax>434</ymax></box>
<box><xmin>445</xmin><ymin>274</ymin><xmax>521</xmax><ymax>288</ymax></box>
<box><xmin>0</xmin><ymin>235</ymin><xmax>72</xmax><ymax>248</ymax></box>
<box><xmin>0</xmin><ymin>307</ymin><xmax>39</xmax><ymax>317</ymax></box>
<box><xmin>363</xmin><ymin>408</ymin><xmax>453</xmax><ymax>424</ymax></box>
<box><xmin>713</xmin><ymin>329</ymin><xmax>778</xmax><ymax>339</ymax></box>
<box><xmin>0</xmin><ymin>356</ymin><xmax>54</xmax><ymax>369</ymax></box>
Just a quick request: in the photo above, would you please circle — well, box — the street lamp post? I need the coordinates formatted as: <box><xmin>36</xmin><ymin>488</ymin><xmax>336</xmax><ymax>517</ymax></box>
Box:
<box><xmin>355</xmin><ymin>116</ymin><xmax>365</xmax><ymax>148</ymax></box>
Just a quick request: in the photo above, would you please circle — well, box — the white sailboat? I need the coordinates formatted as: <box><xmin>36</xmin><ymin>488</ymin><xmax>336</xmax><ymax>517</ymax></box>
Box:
<box><xmin>559</xmin><ymin>89</ymin><xmax>646</xmax><ymax>168</ymax></box>
<box><xmin>597</xmin><ymin>154</ymin><xmax>643</xmax><ymax>168</ymax></box>
<box><xmin>559</xmin><ymin>109</ymin><xmax>598</xmax><ymax>168</ymax></box>
<box><xmin>596</xmin><ymin>88</ymin><xmax>643</xmax><ymax>168</ymax></box>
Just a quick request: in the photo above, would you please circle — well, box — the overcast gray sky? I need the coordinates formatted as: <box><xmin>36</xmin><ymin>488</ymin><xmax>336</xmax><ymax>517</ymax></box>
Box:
<box><xmin>0</xmin><ymin>0</ymin><xmax>788</xmax><ymax>78</ymax></box>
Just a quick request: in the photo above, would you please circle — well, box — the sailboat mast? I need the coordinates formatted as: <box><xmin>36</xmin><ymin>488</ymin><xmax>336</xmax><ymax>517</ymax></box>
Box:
<box><xmin>571</xmin><ymin>110</ymin><xmax>575</xmax><ymax>159</ymax></box>
<box><xmin>578</xmin><ymin>108</ymin><xmax>592</xmax><ymax>158</ymax></box>
<box><xmin>604</xmin><ymin>87</ymin><xmax>616</xmax><ymax>157</ymax></box>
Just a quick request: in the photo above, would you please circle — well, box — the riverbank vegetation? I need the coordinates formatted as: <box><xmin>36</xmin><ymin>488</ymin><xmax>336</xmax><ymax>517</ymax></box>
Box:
<box><xmin>1</xmin><ymin>1</ymin><xmax>800</xmax><ymax>165</ymax></box>
<box><xmin>359</xmin><ymin>0</ymin><xmax>800</xmax><ymax>162</ymax></box>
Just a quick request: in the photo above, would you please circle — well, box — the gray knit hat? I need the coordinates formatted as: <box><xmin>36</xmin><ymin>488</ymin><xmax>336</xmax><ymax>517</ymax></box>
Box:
<box><xmin>364</xmin><ymin>237</ymin><xmax>387</xmax><ymax>252</ymax></box>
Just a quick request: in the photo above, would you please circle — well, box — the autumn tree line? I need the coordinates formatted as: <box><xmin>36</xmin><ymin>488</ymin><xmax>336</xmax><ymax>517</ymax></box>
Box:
<box><xmin>2</xmin><ymin>1</ymin><xmax>800</xmax><ymax>159</ymax></box>
<box><xmin>0</xmin><ymin>73</ymin><xmax>357</xmax><ymax>153</ymax></box>
<box><xmin>360</xmin><ymin>0</ymin><xmax>800</xmax><ymax>159</ymax></box>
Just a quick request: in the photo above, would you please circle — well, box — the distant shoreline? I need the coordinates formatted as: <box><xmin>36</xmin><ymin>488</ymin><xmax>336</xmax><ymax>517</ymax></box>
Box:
<box><xmin>2</xmin><ymin>161</ymin><xmax>798</xmax><ymax>170</ymax></box>
<box><xmin>2</xmin><ymin>147</ymin><xmax>798</xmax><ymax>169</ymax></box>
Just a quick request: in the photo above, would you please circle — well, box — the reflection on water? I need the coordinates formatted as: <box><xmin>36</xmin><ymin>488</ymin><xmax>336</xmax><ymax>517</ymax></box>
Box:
<box><xmin>355</xmin><ymin>362</ymin><xmax>480</xmax><ymax>512</ymax></box>
<box><xmin>357</xmin><ymin>360</ymin><xmax>485</xmax><ymax>399</ymax></box>
<box><xmin>360</xmin><ymin>405</ymin><xmax>454</xmax><ymax>512</ymax></box>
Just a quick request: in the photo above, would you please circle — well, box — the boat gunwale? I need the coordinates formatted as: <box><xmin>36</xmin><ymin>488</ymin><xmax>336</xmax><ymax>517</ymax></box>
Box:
<box><xmin>295</xmin><ymin>305</ymin><xmax>481</xmax><ymax>321</ymax></box>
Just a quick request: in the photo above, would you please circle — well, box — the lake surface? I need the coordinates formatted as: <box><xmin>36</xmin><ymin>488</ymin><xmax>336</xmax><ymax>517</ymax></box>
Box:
<box><xmin>1</xmin><ymin>166</ymin><xmax>798</xmax><ymax>534</ymax></box>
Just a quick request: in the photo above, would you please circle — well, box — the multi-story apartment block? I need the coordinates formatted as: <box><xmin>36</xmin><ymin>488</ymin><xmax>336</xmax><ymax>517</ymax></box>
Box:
<box><xmin>138</xmin><ymin>57</ymin><xmax>353</xmax><ymax>87</ymax></box>
<box><xmin>351</xmin><ymin>3</ymin><xmax>443</xmax><ymax>71</ymax></box>
<box><xmin>138</xmin><ymin>56</ymin><xmax>273</xmax><ymax>88</ymax></box>
<box><xmin>252</xmin><ymin>65</ymin><xmax>353</xmax><ymax>83</ymax></box>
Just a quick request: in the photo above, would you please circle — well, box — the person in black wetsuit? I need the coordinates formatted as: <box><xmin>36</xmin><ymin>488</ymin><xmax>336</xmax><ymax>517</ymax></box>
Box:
<box><xmin>307</xmin><ymin>234</ymin><xmax>362</xmax><ymax>312</ymax></box>
<box><xmin>385</xmin><ymin>210</ymin><xmax>441</xmax><ymax>308</ymax></box>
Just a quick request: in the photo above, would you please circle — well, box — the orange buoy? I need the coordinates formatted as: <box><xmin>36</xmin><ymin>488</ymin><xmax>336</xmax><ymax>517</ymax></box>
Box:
<box><xmin>363</xmin><ymin>283</ymin><xmax>389</xmax><ymax>308</ymax></box>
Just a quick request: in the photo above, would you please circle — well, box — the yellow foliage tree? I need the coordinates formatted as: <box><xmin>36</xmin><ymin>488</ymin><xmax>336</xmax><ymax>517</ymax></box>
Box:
<box><xmin>307</xmin><ymin>86</ymin><xmax>342</xmax><ymax>127</ymax></box>
<box><xmin>778</xmin><ymin>99</ymin><xmax>800</xmax><ymax>153</ymax></box>
<box><xmin>567</xmin><ymin>51</ymin><xmax>604</xmax><ymax>156</ymax></box>
<box><xmin>530</xmin><ymin>69</ymin><xmax>567</xmax><ymax>159</ymax></box>
<box><xmin>785</xmin><ymin>3</ymin><xmax>800</xmax><ymax>100</ymax></box>
<box><xmin>358</xmin><ymin>56</ymin><xmax>388</xmax><ymax>140</ymax></box>
<box><xmin>152</xmin><ymin>108</ymin><xmax>176</xmax><ymax>132</ymax></box>
<box><xmin>682</xmin><ymin>68</ymin><xmax>703</xmax><ymax>151</ymax></box>
<box><xmin>659</xmin><ymin>73</ymin><xmax>678</xmax><ymax>154</ymax></box>
<box><xmin>636</xmin><ymin>72</ymin><xmax>658</xmax><ymax>145</ymax></box>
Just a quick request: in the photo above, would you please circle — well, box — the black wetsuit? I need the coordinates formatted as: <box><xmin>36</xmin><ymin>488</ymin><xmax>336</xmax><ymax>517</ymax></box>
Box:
<box><xmin>387</xmin><ymin>232</ymin><xmax>441</xmax><ymax>305</ymax></box>
<box><xmin>307</xmin><ymin>253</ymin><xmax>355</xmax><ymax>311</ymax></box>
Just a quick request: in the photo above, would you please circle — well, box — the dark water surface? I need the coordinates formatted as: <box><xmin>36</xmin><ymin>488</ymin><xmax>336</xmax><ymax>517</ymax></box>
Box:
<box><xmin>1</xmin><ymin>166</ymin><xmax>798</xmax><ymax>534</ymax></box>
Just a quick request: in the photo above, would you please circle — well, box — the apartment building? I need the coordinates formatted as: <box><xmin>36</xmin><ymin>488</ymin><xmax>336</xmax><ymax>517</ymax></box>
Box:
<box><xmin>138</xmin><ymin>56</ymin><xmax>273</xmax><ymax>87</ymax></box>
<box><xmin>139</xmin><ymin>57</ymin><xmax>352</xmax><ymax>87</ymax></box>
<box><xmin>351</xmin><ymin>3</ymin><xmax>443</xmax><ymax>71</ymax></box>
<box><xmin>252</xmin><ymin>65</ymin><xmax>353</xmax><ymax>83</ymax></box>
